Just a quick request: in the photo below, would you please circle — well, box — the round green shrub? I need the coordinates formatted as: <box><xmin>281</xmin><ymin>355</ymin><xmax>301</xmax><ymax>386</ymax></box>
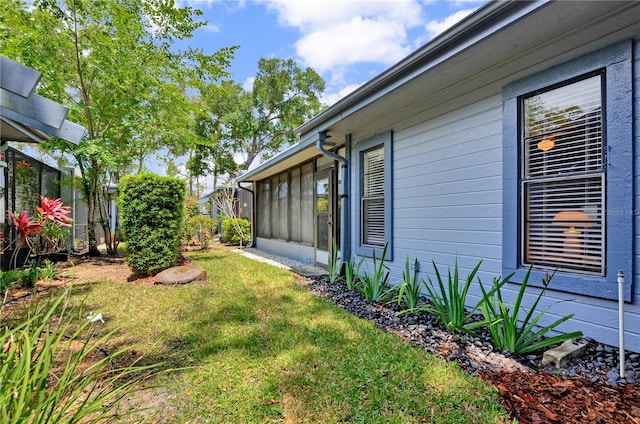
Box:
<box><xmin>221</xmin><ymin>218</ymin><xmax>251</xmax><ymax>246</ymax></box>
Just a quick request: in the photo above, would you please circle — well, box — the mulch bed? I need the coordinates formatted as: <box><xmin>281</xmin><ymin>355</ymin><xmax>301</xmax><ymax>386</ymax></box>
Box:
<box><xmin>484</xmin><ymin>371</ymin><xmax>640</xmax><ymax>424</ymax></box>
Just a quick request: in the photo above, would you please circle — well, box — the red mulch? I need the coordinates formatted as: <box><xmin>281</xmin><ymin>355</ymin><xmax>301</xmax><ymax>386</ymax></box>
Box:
<box><xmin>483</xmin><ymin>371</ymin><xmax>640</xmax><ymax>424</ymax></box>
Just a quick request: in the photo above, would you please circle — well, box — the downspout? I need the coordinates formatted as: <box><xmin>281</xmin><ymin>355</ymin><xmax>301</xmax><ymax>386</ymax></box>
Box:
<box><xmin>316</xmin><ymin>131</ymin><xmax>350</xmax><ymax>265</ymax></box>
<box><xmin>237</xmin><ymin>182</ymin><xmax>256</xmax><ymax>248</ymax></box>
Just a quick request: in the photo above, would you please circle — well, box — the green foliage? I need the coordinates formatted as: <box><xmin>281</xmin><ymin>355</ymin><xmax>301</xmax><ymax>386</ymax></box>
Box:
<box><xmin>1</xmin><ymin>0</ymin><xmax>236</xmax><ymax>253</ymax></box>
<box><xmin>417</xmin><ymin>259</ymin><xmax>486</xmax><ymax>333</ymax></box>
<box><xmin>38</xmin><ymin>220</ymin><xmax>71</xmax><ymax>255</ymax></box>
<box><xmin>119</xmin><ymin>174</ymin><xmax>186</xmax><ymax>275</ymax></box>
<box><xmin>477</xmin><ymin>267</ymin><xmax>583</xmax><ymax>354</ymax></box>
<box><xmin>33</xmin><ymin>259</ymin><xmax>58</xmax><ymax>280</ymax></box>
<box><xmin>20</xmin><ymin>264</ymin><xmax>40</xmax><ymax>289</ymax></box>
<box><xmin>0</xmin><ymin>271</ymin><xmax>19</xmax><ymax>295</ymax></box>
<box><xmin>220</xmin><ymin>218</ymin><xmax>250</xmax><ymax>246</ymax></box>
<box><xmin>327</xmin><ymin>239</ymin><xmax>342</xmax><ymax>283</ymax></box>
<box><xmin>181</xmin><ymin>195</ymin><xmax>204</xmax><ymax>242</ymax></box>
<box><xmin>357</xmin><ymin>244</ymin><xmax>394</xmax><ymax>302</ymax></box>
<box><xmin>225</xmin><ymin>58</ymin><xmax>326</xmax><ymax>170</ymax></box>
<box><xmin>184</xmin><ymin>215</ymin><xmax>218</xmax><ymax>248</ymax></box>
<box><xmin>183</xmin><ymin>196</ymin><xmax>200</xmax><ymax>220</ymax></box>
<box><xmin>397</xmin><ymin>256</ymin><xmax>423</xmax><ymax>309</ymax></box>
<box><xmin>0</xmin><ymin>291</ymin><xmax>161</xmax><ymax>423</ymax></box>
<box><xmin>344</xmin><ymin>256</ymin><xmax>364</xmax><ymax>290</ymax></box>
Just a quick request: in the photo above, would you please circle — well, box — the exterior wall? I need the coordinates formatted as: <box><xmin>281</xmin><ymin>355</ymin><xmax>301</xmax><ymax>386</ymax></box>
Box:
<box><xmin>349</xmin><ymin>41</ymin><xmax>640</xmax><ymax>351</ymax></box>
<box><xmin>350</xmin><ymin>96</ymin><xmax>504</xmax><ymax>304</ymax></box>
<box><xmin>255</xmin><ymin>237</ymin><xmax>315</xmax><ymax>265</ymax></box>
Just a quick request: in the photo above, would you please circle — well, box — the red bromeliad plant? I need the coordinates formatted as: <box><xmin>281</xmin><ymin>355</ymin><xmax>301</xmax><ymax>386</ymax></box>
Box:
<box><xmin>4</xmin><ymin>197</ymin><xmax>73</xmax><ymax>269</ymax></box>
<box><xmin>36</xmin><ymin>196</ymin><xmax>73</xmax><ymax>227</ymax></box>
<box><xmin>7</xmin><ymin>211</ymin><xmax>43</xmax><ymax>246</ymax></box>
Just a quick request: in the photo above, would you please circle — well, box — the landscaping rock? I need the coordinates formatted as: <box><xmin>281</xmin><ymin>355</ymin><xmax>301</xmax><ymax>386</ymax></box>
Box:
<box><xmin>153</xmin><ymin>265</ymin><xmax>206</xmax><ymax>285</ymax></box>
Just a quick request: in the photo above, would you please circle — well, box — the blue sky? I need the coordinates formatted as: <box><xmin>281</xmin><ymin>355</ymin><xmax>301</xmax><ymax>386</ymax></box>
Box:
<box><xmin>179</xmin><ymin>0</ymin><xmax>488</xmax><ymax>105</ymax></box>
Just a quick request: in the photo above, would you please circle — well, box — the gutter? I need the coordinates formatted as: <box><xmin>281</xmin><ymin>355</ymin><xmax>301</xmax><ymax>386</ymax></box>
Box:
<box><xmin>316</xmin><ymin>131</ymin><xmax>350</xmax><ymax>265</ymax></box>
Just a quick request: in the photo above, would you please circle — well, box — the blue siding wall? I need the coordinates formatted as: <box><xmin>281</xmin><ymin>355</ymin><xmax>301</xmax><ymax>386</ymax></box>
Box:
<box><xmin>349</xmin><ymin>41</ymin><xmax>640</xmax><ymax>352</ymax></box>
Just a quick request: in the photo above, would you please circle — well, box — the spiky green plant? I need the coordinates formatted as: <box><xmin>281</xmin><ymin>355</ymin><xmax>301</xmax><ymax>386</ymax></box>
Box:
<box><xmin>477</xmin><ymin>267</ymin><xmax>583</xmax><ymax>354</ymax></box>
<box><xmin>327</xmin><ymin>239</ymin><xmax>342</xmax><ymax>283</ymax></box>
<box><xmin>357</xmin><ymin>243</ymin><xmax>393</xmax><ymax>302</ymax></box>
<box><xmin>417</xmin><ymin>258</ymin><xmax>487</xmax><ymax>332</ymax></box>
<box><xmin>344</xmin><ymin>256</ymin><xmax>364</xmax><ymax>290</ymax></box>
<box><xmin>0</xmin><ymin>291</ymin><xmax>162</xmax><ymax>423</ymax></box>
<box><xmin>397</xmin><ymin>256</ymin><xmax>423</xmax><ymax>309</ymax></box>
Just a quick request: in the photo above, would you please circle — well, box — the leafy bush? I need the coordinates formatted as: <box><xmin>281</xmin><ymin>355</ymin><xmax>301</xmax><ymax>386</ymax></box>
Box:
<box><xmin>0</xmin><ymin>292</ymin><xmax>160</xmax><ymax>423</ymax></box>
<box><xmin>397</xmin><ymin>256</ymin><xmax>423</xmax><ymax>309</ymax></box>
<box><xmin>185</xmin><ymin>215</ymin><xmax>218</xmax><ymax>248</ymax></box>
<box><xmin>220</xmin><ymin>218</ymin><xmax>250</xmax><ymax>246</ymax></box>
<box><xmin>119</xmin><ymin>174</ymin><xmax>185</xmax><ymax>275</ymax></box>
<box><xmin>357</xmin><ymin>244</ymin><xmax>394</xmax><ymax>302</ymax></box>
<box><xmin>477</xmin><ymin>266</ymin><xmax>583</xmax><ymax>354</ymax></box>
<box><xmin>416</xmin><ymin>258</ymin><xmax>487</xmax><ymax>333</ymax></box>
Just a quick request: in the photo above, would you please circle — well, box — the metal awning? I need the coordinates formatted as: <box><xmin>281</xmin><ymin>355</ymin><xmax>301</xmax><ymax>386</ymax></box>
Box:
<box><xmin>0</xmin><ymin>55</ymin><xmax>86</xmax><ymax>144</ymax></box>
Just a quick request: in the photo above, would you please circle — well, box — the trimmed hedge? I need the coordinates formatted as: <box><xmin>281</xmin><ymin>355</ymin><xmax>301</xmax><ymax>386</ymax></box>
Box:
<box><xmin>119</xmin><ymin>174</ymin><xmax>185</xmax><ymax>275</ymax></box>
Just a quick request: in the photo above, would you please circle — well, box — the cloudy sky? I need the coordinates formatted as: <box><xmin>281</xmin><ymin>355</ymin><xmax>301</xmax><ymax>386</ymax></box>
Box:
<box><xmin>179</xmin><ymin>0</ymin><xmax>488</xmax><ymax>105</ymax></box>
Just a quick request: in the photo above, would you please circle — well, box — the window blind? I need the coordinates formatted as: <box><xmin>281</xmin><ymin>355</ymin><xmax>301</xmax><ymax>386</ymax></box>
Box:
<box><xmin>362</xmin><ymin>146</ymin><xmax>385</xmax><ymax>246</ymax></box>
<box><xmin>522</xmin><ymin>74</ymin><xmax>604</xmax><ymax>275</ymax></box>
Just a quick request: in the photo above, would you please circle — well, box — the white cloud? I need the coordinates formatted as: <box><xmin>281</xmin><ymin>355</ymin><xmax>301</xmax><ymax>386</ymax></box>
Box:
<box><xmin>202</xmin><ymin>23</ymin><xmax>220</xmax><ymax>33</ymax></box>
<box><xmin>262</xmin><ymin>1</ymin><xmax>423</xmax><ymax>73</ymax></box>
<box><xmin>242</xmin><ymin>76</ymin><xmax>255</xmax><ymax>91</ymax></box>
<box><xmin>425</xmin><ymin>8</ymin><xmax>475</xmax><ymax>38</ymax></box>
<box><xmin>321</xmin><ymin>83</ymin><xmax>363</xmax><ymax>106</ymax></box>
<box><xmin>295</xmin><ymin>16</ymin><xmax>412</xmax><ymax>72</ymax></box>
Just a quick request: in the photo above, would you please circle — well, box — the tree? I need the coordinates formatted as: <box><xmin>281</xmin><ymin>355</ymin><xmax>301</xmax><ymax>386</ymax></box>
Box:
<box><xmin>221</xmin><ymin>58</ymin><xmax>326</xmax><ymax>170</ymax></box>
<box><xmin>0</xmin><ymin>0</ymin><xmax>235</xmax><ymax>255</ymax></box>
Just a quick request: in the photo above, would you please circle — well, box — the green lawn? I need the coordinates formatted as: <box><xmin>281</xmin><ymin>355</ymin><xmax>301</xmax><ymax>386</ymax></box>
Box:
<box><xmin>67</xmin><ymin>247</ymin><xmax>509</xmax><ymax>423</ymax></box>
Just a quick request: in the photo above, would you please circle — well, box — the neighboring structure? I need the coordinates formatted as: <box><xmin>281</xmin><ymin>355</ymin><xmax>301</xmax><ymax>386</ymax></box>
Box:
<box><xmin>0</xmin><ymin>55</ymin><xmax>86</xmax><ymax>266</ymax></box>
<box><xmin>238</xmin><ymin>1</ymin><xmax>640</xmax><ymax>350</ymax></box>
<box><xmin>200</xmin><ymin>186</ymin><xmax>252</xmax><ymax>224</ymax></box>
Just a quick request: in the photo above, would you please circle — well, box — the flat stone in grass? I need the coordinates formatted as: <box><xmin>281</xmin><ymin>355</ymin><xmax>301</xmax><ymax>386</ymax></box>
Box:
<box><xmin>153</xmin><ymin>265</ymin><xmax>206</xmax><ymax>285</ymax></box>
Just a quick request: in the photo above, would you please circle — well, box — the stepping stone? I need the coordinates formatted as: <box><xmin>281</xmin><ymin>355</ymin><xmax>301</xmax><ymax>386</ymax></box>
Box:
<box><xmin>153</xmin><ymin>265</ymin><xmax>206</xmax><ymax>285</ymax></box>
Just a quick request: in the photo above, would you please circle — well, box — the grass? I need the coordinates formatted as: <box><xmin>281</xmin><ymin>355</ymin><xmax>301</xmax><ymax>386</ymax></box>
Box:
<box><xmin>61</xmin><ymin>246</ymin><xmax>508</xmax><ymax>423</ymax></box>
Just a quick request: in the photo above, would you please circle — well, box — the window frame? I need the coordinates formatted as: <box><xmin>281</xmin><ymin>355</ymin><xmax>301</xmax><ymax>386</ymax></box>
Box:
<box><xmin>520</xmin><ymin>72</ymin><xmax>605</xmax><ymax>276</ymax></box>
<box><xmin>355</xmin><ymin>131</ymin><xmax>393</xmax><ymax>259</ymax></box>
<box><xmin>502</xmin><ymin>41</ymin><xmax>633</xmax><ymax>301</ymax></box>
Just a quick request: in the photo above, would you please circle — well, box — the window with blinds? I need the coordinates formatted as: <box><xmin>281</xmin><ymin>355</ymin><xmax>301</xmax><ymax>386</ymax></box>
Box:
<box><xmin>521</xmin><ymin>74</ymin><xmax>604</xmax><ymax>275</ymax></box>
<box><xmin>361</xmin><ymin>145</ymin><xmax>385</xmax><ymax>247</ymax></box>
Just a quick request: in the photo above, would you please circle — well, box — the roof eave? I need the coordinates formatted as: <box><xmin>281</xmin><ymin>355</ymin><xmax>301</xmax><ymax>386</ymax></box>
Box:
<box><xmin>295</xmin><ymin>0</ymin><xmax>546</xmax><ymax>136</ymax></box>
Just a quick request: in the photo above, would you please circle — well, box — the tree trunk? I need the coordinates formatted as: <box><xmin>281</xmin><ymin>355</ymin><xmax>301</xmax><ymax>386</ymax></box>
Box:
<box><xmin>86</xmin><ymin>159</ymin><xmax>102</xmax><ymax>257</ymax></box>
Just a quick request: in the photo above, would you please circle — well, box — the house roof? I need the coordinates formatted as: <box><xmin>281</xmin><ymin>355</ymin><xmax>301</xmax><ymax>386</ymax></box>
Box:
<box><xmin>237</xmin><ymin>0</ymin><xmax>640</xmax><ymax>182</ymax></box>
<box><xmin>0</xmin><ymin>55</ymin><xmax>86</xmax><ymax>144</ymax></box>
